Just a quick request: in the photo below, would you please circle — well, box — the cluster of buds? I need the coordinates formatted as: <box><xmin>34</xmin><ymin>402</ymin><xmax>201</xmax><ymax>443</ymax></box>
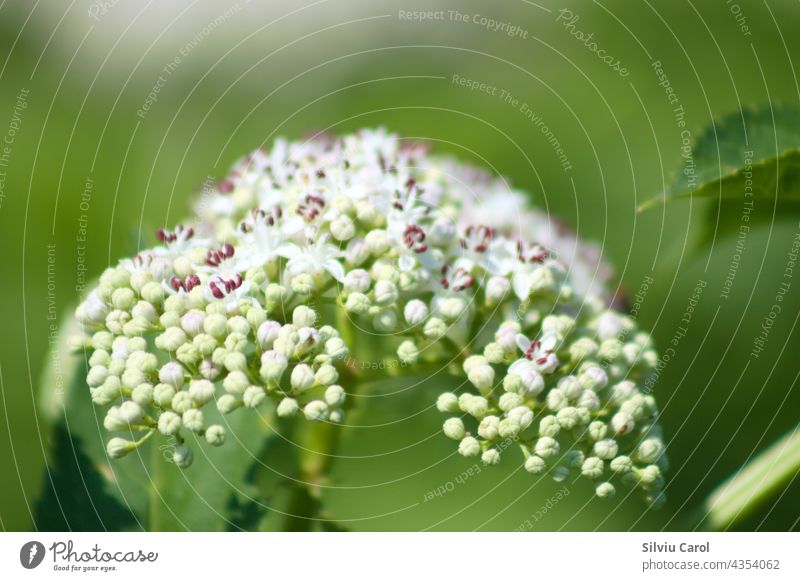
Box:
<box><xmin>75</xmin><ymin>128</ymin><xmax>665</xmax><ymax>506</ymax></box>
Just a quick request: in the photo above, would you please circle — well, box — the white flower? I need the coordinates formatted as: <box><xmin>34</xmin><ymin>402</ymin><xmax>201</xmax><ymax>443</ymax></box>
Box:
<box><xmin>511</xmin><ymin>332</ymin><xmax>560</xmax><ymax>375</ymax></box>
<box><xmin>283</xmin><ymin>235</ymin><xmax>345</xmax><ymax>282</ymax></box>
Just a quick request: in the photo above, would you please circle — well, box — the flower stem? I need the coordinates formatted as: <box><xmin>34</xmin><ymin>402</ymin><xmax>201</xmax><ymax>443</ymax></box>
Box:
<box><xmin>702</xmin><ymin>424</ymin><xmax>800</xmax><ymax>530</ymax></box>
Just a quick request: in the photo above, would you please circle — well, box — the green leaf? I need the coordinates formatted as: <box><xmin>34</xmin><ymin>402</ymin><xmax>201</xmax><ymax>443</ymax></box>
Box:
<box><xmin>702</xmin><ymin>425</ymin><xmax>800</xmax><ymax>531</ymax></box>
<box><xmin>33</xmin><ymin>425</ymin><xmax>138</xmax><ymax>531</ymax></box>
<box><xmin>35</xmin><ymin>313</ymin><xmax>273</xmax><ymax>531</ymax></box>
<box><xmin>639</xmin><ymin>104</ymin><xmax>800</xmax><ymax>242</ymax></box>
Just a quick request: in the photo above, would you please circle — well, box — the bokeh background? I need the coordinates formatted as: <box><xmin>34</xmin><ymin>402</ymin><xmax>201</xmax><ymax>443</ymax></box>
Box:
<box><xmin>1</xmin><ymin>0</ymin><xmax>799</xmax><ymax>531</ymax></box>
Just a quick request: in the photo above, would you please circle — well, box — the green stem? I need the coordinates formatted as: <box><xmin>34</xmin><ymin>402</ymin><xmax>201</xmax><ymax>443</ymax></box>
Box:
<box><xmin>149</xmin><ymin>434</ymin><xmax>161</xmax><ymax>531</ymax></box>
<box><xmin>702</xmin><ymin>424</ymin><xmax>800</xmax><ymax>530</ymax></box>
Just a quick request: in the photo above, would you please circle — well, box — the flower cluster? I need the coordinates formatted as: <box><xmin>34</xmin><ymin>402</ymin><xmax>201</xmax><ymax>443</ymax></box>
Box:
<box><xmin>75</xmin><ymin>128</ymin><xmax>665</xmax><ymax>505</ymax></box>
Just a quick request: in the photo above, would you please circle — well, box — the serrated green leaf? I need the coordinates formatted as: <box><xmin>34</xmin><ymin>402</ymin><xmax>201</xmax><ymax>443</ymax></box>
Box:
<box><xmin>639</xmin><ymin>104</ymin><xmax>800</xmax><ymax>243</ymax></box>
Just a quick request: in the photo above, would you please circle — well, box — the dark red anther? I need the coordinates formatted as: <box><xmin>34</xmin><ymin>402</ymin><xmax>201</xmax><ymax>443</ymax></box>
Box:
<box><xmin>209</xmin><ymin>281</ymin><xmax>224</xmax><ymax>299</ymax></box>
<box><xmin>219</xmin><ymin>179</ymin><xmax>234</xmax><ymax>193</ymax></box>
<box><xmin>156</xmin><ymin>228</ymin><xmax>167</xmax><ymax>242</ymax></box>
<box><xmin>222</xmin><ymin>243</ymin><xmax>234</xmax><ymax>258</ymax></box>
<box><xmin>170</xmin><ymin>276</ymin><xmax>183</xmax><ymax>291</ymax></box>
<box><xmin>525</xmin><ymin>340</ymin><xmax>541</xmax><ymax>360</ymax></box>
<box><xmin>404</xmin><ymin>224</ymin><xmax>427</xmax><ymax>254</ymax></box>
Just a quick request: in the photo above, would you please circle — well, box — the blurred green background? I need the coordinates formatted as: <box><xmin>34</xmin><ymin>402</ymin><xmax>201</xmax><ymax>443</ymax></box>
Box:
<box><xmin>1</xmin><ymin>0</ymin><xmax>799</xmax><ymax>531</ymax></box>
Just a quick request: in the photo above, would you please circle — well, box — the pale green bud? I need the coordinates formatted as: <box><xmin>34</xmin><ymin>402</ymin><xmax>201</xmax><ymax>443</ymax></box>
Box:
<box><xmin>468</xmin><ymin>365</ymin><xmax>495</xmax><ymax>393</ymax></box>
<box><xmin>92</xmin><ymin>331</ymin><xmax>114</xmax><ymax>351</ymax></box>
<box><xmin>423</xmin><ymin>317</ymin><xmax>447</xmax><ymax>339</ymax></box>
<box><xmin>439</xmin><ymin>297</ymin><xmax>465</xmax><ymax>321</ymax></box>
<box><xmin>291</xmin><ymin>273</ymin><xmax>314</xmax><ymax>295</ymax></box>
<box><xmin>534</xmin><ymin>436</ymin><xmax>560</xmax><ymax>459</ymax></box>
<box><xmin>595</xmin><ymin>482</ymin><xmax>616</xmax><ymax>498</ymax></box>
<box><xmin>525</xmin><ymin>455</ymin><xmax>546</xmax><ymax>474</ymax></box>
<box><xmin>330</xmin><ymin>215</ymin><xmax>356</xmax><ymax>240</ymax></box>
<box><xmin>204</xmin><ymin>313</ymin><xmax>228</xmax><ymax>339</ymax></box>
<box><xmin>458</xmin><ymin>436</ymin><xmax>481</xmax><ymax>457</ymax></box>
<box><xmin>87</xmin><ymin>365</ymin><xmax>109</xmax><ymax>388</ymax></box>
<box><xmin>131</xmin><ymin>383</ymin><xmax>154</xmax><ymax>406</ymax></box>
<box><xmin>345</xmin><ymin>292</ymin><xmax>371</xmax><ymax>314</ymax></box>
<box><xmin>189</xmin><ymin>379</ymin><xmax>215</xmax><ymax>405</ymax></box>
<box><xmin>292</xmin><ymin>305</ymin><xmax>317</xmax><ymax>328</ymax></box>
<box><xmin>107</xmin><ymin>437</ymin><xmax>135</xmax><ymax>459</ymax></box>
<box><xmin>397</xmin><ymin>340</ymin><xmax>419</xmax><ymax>364</ymax></box>
<box><xmin>222</xmin><ymin>371</ymin><xmax>249</xmax><ymax>394</ymax></box>
<box><xmin>172</xmin><ymin>391</ymin><xmax>193</xmax><ymax>414</ymax></box>
<box><xmin>141</xmin><ymin>281</ymin><xmax>165</xmax><ymax>305</ymax></box>
<box><xmin>153</xmin><ymin>383</ymin><xmax>176</xmax><ymax>407</ymax></box>
<box><xmin>227</xmin><ymin>315</ymin><xmax>250</xmax><ymax>336</ymax></box>
<box><xmin>459</xmin><ymin>394</ymin><xmax>488</xmax><ymax>419</ymax></box>
<box><xmin>373</xmin><ymin>280</ymin><xmax>399</xmax><ymax>305</ymax></box>
<box><xmin>277</xmin><ymin>397</ymin><xmax>299</xmax><ymax>418</ymax></box>
<box><xmin>636</xmin><ymin>438</ymin><xmax>664</xmax><ymax>464</ymax></box>
<box><xmin>303</xmin><ymin>400</ymin><xmax>329</xmax><ymax>421</ymax></box>
<box><xmin>131</xmin><ymin>301</ymin><xmax>158</xmax><ymax>323</ymax></box>
<box><xmin>593</xmin><ymin>439</ymin><xmax>619</xmax><ymax>460</ymax></box>
<box><xmin>581</xmin><ymin>457</ymin><xmax>604</xmax><ymax>479</ymax></box>
<box><xmin>173</xmin><ymin>446</ymin><xmax>193</xmax><ymax>468</ymax></box>
<box><xmin>436</xmin><ymin>392</ymin><xmax>459</xmax><ymax>413</ymax></box>
<box><xmin>556</xmin><ymin>407</ymin><xmax>581</xmax><ymax>430</ymax></box>
<box><xmin>482</xmin><ymin>449</ymin><xmax>501</xmax><ymax>465</ymax></box>
<box><xmin>324</xmin><ymin>384</ymin><xmax>346</xmax><ymax>407</ymax></box>
<box><xmin>205</xmin><ymin>424</ymin><xmax>226</xmax><ymax>446</ymax></box>
<box><xmin>483</xmin><ymin>342</ymin><xmax>505</xmax><ymax>364</ymax></box>
<box><xmin>498</xmin><ymin>393</ymin><xmax>522</xmax><ymax>413</ymax></box>
<box><xmin>158</xmin><ymin>411</ymin><xmax>182</xmax><ymax>436</ymax></box>
<box><xmin>538</xmin><ymin>415</ymin><xmax>560</xmax><ymax>438</ymax></box>
<box><xmin>324</xmin><ymin>337</ymin><xmax>349</xmax><ymax>360</ymax></box>
<box><xmin>216</xmin><ymin>394</ymin><xmax>241</xmax><ymax>414</ymax></box>
<box><xmin>223</xmin><ymin>351</ymin><xmax>248</xmax><ymax>372</ymax></box>
<box><xmin>291</xmin><ymin>364</ymin><xmax>315</xmax><ymax>392</ymax></box>
<box><xmin>365</xmin><ymin>229</ymin><xmax>390</xmax><ymax>255</ymax></box>
<box><xmin>443</xmin><ymin>417</ymin><xmax>466</xmax><ymax>440</ymax></box>
<box><xmin>155</xmin><ymin>327</ymin><xmax>188</xmax><ymax>352</ymax></box>
<box><xmin>182</xmin><ymin>408</ymin><xmax>204</xmax><ymax>432</ymax></box>
<box><xmin>498</xmin><ymin>419</ymin><xmax>520</xmax><ymax>439</ymax></box>
<box><xmin>588</xmin><ymin>420</ymin><xmax>608</xmax><ymax>441</ymax></box>
<box><xmin>478</xmin><ymin>415</ymin><xmax>500</xmax><ymax>440</ymax></box>
<box><xmin>315</xmin><ymin>364</ymin><xmax>338</xmax><ymax>386</ymax></box>
<box><xmin>260</xmin><ymin>350</ymin><xmax>289</xmax><ymax>382</ymax></box>
<box><xmin>610</xmin><ymin>455</ymin><xmax>633</xmax><ymax>474</ymax></box>
<box><xmin>243</xmin><ymin>385</ymin><xmax>266</xmax><ymax>408</ymax></box>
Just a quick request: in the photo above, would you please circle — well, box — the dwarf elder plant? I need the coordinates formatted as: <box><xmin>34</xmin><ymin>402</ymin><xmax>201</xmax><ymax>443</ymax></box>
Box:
<box><xmin>71</xmin><ymin>129</ymin><xmax>668</xmax><ymax>527</ymax></box>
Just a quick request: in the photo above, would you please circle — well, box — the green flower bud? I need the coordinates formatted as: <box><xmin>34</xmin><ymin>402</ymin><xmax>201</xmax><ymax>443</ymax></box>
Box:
<box><xmin>397</xmin><ymin>340</ymin><xmax>419</xmax><ymax>364</ymax></box>
<box><xmin>443</xmin><ymin>417</ymin><xmax>466</xmax><ymax>440</ymax></box>
<box><xmin>458</xmin><ymin>436</ymin><xmax>481</xmax><ymax>457</ymax></box>
<box><xmin>595</xmin><ymin>482</ymin><xmax>616</xmax><ymax>498</ymax></box>
<box><xmin>277</xmin><ymin>397</ymin><xmax>299</xmax><ymax>417</ymax></box>
<box><xmin>153</xmin><ymin>383</ymin><xmax>176</xmax><ymax>407</ymax></box>
<box><xmin>436</xmin><ymin>392</ymin><xmax>459</xmax><ymax>413</ymax></box>
<box><xmin>243</xmin><ymin>385</ymin><xmax>266</xmax><ymax>408</ymax></box>
<box><xmin>324</xmin><ymin>384</ymin><xmax>346</xmax><ymax>407</ymax></box>
<box><xmin>107</xmin><ymin>437</ymin><xmax>136</xmax><ymax>459</ymax></box>
<box><xmin>205</xmin><ymin>424</ymin><xmax>226</xmax><ymax>446</ymax></box>
<box><xmin>482</xmin><ymin>449</ymin><xmax>501</xmax><ymax>465</ymax></box>
<box><xmin>158</xmin><ymin>411</ymin><xmax>182</xmax><ymax>436</ymax></box>
<box><xmin>525</xmin><ymin>455</ymin><xmax>546</xmax><ymax>474</ymax></box>
<box><xmin>423</xmin><ymin>317</ymin><xmax>447</xmax><ymax>339</ymax></box>
<box><xmin>173</xmin><ymin>446</ymin><xmax>193</xmax><ymax>468</ymax></box>
<box><xmin>182</xmin><ymin>408</ymin><xmax>204</xmax><ymax>432</ymax></box>
<box><xmin>303</xmin><ymin>400</ymin><xmax>329</xmax><ymax>421</ymax></box>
